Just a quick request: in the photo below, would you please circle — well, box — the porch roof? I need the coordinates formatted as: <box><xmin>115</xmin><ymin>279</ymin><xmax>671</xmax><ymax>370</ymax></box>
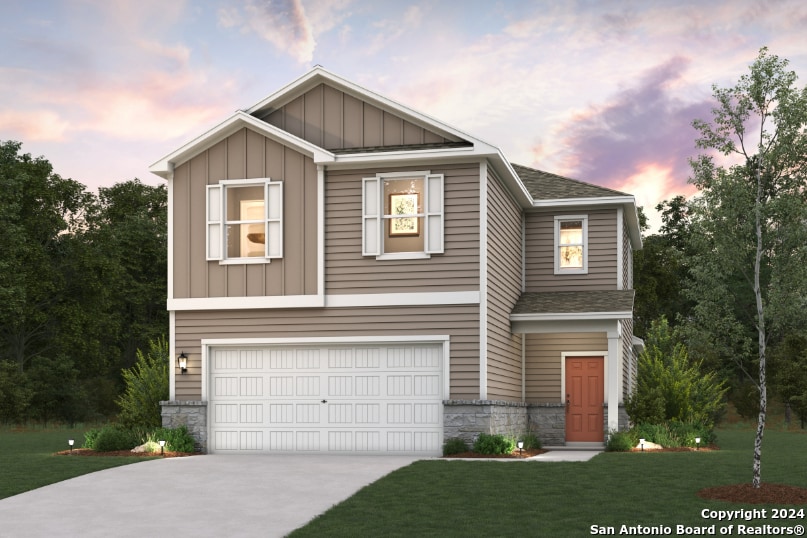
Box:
<box><xmin>511</xmin><ymin>290</ymin><xmax>634</xmax><ymax>319</ymax></box>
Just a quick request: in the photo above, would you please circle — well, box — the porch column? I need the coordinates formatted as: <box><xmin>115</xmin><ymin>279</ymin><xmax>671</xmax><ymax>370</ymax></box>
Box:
<box><xmin>607</xmin><ymin>322</ymin><xmax>622</xmax><ymax>432</ymax></box>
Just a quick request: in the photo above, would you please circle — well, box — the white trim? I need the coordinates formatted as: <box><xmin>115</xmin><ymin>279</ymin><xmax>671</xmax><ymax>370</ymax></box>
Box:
<box><xmin>554</xmin><ymin>215</ymin><xmax>588</xmax><ymax>275</ymax></box>
<box><xmin>521</xmin><ymin>335</ymin><xmax>526</xmax><ymax>401</ymax></box>
<box><xmin>169</xmin><ymin>290</ymin><xmax>480</xmax><ymax>311</ymax></box>
<box><xmin>521</xmin><ymin>213</ymin><xmax>526</xmax><ymax>292</ymax></box>
<box><xmin>510</xmin><ymin>318</ymin><xmax>623</xmax><ymax>336</ymax></box>
<box><xmin>317</xmin><ymin>165</ymin><xmax>325</xmax><ymax>296</ymax></box>
<box><xmin>532</xmin><ymin>196</ymin><xmax>636</xmax><ymax>208</ymax></box>
<box><xmin>167</xmin><ymin>168</ymin><xmax>174</xmax><ymax>300</ymax></box>
<box><xmin>479</xmin><ymin>161</ymin><xmax>488</xmax><ymax>400</ymax></box>
<box><xmin>607</xmin><ymin>324</ymin><xmax>622</xmax><ymax>431</ymax></box>
<box><xmin>510</xmin><ymin>311</ymin><xmax>632</xmax><ymax>322</ymax></box>
<box><xmin>375</xmin><ymin>252</ymin><xmax>431</xmax><ymax>261</ymax></box>
<box><xmin>617</xmin><ymin>206</ymin><xmax>624</xmax><ymax>290</ymax></box>
<box><xmin>169</xmin><ymin>311</ymin><xmax>176</xmax><ymax>400</ymax></box>
<box><xmin>560</xmin><ymin>351</ymin><xmax>608</xmax><ymax>403</ymax></box>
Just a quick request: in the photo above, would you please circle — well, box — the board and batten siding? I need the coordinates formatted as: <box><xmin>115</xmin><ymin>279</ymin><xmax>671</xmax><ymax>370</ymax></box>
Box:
<box><xmin>174</xmin><ymin>305</ymin><xmax>480</xmax><ymax>401</ymax></box>
<box><xmin>261</xmin><ymin>83</ymin><xmax>456</xmax><ymax>150</ymax></box>
<box><xmin>524</xmin><ymin>209</ymin><xmax>618</xmax><ymax>292</ymax></box>
<box><xmin>173</xmin><ymin>128</ymin><xmax>318</xmax><ymax>299</ymax></box>
<box><xmin>325</xmin><ymin>163</ymin><xmax>480</xmax><ymax>294</ymax></box>
<box><xmin>525</xmin><ymin>332</ymin><xmax>608</xmax><ymax>403</ymax></box>
<box><xmin>485</xmin><ymin>170</ymin><xmax>523</xmax><ymax>401</ymax></box>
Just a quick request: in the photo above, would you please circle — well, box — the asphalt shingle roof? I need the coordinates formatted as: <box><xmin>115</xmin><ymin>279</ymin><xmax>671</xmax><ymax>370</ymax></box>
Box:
<box><xmin>512</xmin><ymin>290</ymin><xmax>635</xmax><ymax>315</ymax></box>
<box><xmin>512</xmin><ymin>163</ymin><xmax>630</xmax><ymax>201</ymax></box>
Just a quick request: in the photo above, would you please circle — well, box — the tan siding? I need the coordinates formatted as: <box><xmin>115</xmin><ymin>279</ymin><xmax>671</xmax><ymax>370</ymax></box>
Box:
<box><xmin>524</xmin><ymin>209</ymin><xmax>619</xmax><ymax>292</ymax></box>
<box><xmin>485</xmin><ymin>170</ymin><xmax>524</xmax><ymax>401</ymax></box>
<box><xmin>325</xmin><ymin>163</ymin><xmax>480</xmax><ymax>294</ymax></box>
<box><xmin>263</xmin><ymin>83</ymin><xmax>454</xmax><ymax>150</ymax></box>
<box><xmin>622</xmin><ymin>317</ymin><xmax>636</xmax><ymax>401</ymax></box>
<box><xmin>622</xmin><ymin>219</ymin><xmax>632</xmax><ymax>290</ymax></box>
<box><xmin>173</xmin><ymin>128</ymin><xmax>318</xmax><ymax>300</ymax></box>
<box><xmin>174</xmin><ymin>305</ymin><xmax>481</xmax><ymax>400</ymax></box>
<box><xmin>525</xmin><ymin>332</ymin><xmax>607</xmax><ymax>403</ymax></box>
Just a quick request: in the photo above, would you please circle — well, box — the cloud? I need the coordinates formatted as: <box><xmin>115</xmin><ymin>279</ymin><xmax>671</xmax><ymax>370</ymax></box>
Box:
<box><xmin>0</xmin><ymin>109</ymin><xmax>70</xmax><ymax>141</ymax></box>
<box><xmin>218</xmin><ymin>0</ymin><xmax>354</xmax><ymax>63</ymax></box>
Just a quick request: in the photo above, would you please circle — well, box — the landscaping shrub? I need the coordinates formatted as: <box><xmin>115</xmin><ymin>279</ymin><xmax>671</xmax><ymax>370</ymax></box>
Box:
<box><xmin>149</xmin><ymin>426</ymin><xmax>196</xmax><ymax>453</ymax></box>
<box><xmin>520</xmin><ymin>433</ymin><xmax>541</xmax><ymax>450</ymax></box>
<box><xmin>473</xmin><ymin>433</ymin><xmax>516</xmax><ymax>455</ymax></box>
<box><xmin>117</xmin><ymin>337</ymin><xmax>169</xmax><ymax>431</ymax></box>
<box><xmin>93</xmin><ymin>425</ymin><xmax>140</xmax><ymax>452</ymax></box>
<box><xmin>631</xmin><ymin>421</ymin><xmax>715</xmax><ymax>448</ymax></box>
<box><xmin>442</xmin><ymin>437</ymin><xmax>469</xmax><ymax>456</ymax></box>
<box><xmin>83</xmin><ymin>427</ymin><xmax>101</xmax><ymax>449</ymax></box>
<box><xmin>606</xmin><ymin>430</ymin><xmax>634</xmax><ymax>452</ymax></box>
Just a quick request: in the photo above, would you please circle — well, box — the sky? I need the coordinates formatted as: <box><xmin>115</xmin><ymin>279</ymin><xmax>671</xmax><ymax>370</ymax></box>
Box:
<box><xmin>2</xmin><ymin>0</ymin><xmax>806</xmax><ymax>232</ymax></box>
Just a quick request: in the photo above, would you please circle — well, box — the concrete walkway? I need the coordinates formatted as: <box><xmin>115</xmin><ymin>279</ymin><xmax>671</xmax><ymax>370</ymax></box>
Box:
<box><xmin>444</xmin><ymin>449</ymin><xmax>602</xmax><ymax>462</ymax></box>
<box><xmin>0</xmin><ymin>455</ymin><xmax>418</xmax><ymax>538</ymax></box>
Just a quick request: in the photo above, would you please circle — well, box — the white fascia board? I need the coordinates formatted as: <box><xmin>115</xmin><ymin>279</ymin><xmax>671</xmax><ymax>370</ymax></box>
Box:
<box><xmin>510</xmin><ymin>311</ymin><xmax>633</xmax><ymax>322</ymax></box>
<box><xmin>202</xmin><ymin>334</ymin><xmax>451</xmax><ymax>346</ymax></box>
<box><xmin>150</xmin><ymin>112</ymin><xmax>335</xmax><ymax>178</ymax></box>
<box><xmin>531</xmin><ymin>196</ymin><xmax>636</xmax><ymax>208</ymax></box>
<box><xmin>488</xmin><ymin>151</ymin><xmax>535</xmax><ymax>208</ymax></box>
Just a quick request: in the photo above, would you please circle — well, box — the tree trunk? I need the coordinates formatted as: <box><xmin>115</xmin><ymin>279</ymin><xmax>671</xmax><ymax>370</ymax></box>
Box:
<box><xmin>752</xmin><ymin>161</ymin><xmax>766</xmax><ymax>489</ymax></box>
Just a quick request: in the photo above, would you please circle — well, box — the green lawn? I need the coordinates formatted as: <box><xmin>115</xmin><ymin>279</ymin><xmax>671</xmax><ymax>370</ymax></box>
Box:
<box><xmin>290</xmin><ymin>429</ymin><xmax>807</xmax><ymax>537</ymax></box>
<box><xmin>0</xmin><ymin>425</ymin><xmax>153</xmax><ymax>500</ymax></box>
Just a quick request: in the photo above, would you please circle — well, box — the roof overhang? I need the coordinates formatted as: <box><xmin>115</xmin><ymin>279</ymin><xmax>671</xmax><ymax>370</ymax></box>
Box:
<box><xmin>149</xmin><ymin>111</ymin><xmax>336</xmax><ymax>179</ymax></box>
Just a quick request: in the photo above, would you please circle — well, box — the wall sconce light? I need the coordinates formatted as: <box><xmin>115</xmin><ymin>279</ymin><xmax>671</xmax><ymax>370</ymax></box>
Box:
<box><xmin>639</xmin><ymin>438</ymin><xmax>645</xmax><ymax>452</ymax></box>
<box><xmin>695</xmin><ymin>437</ymin><xmax>701</xmax><ymax>451</ymax></box>
<box><xmin>517</xmin><ymin>440</ymin><xmax>524</xmax><ymax>456</ymax></box>
<box><xmin>159</xmin><ymin>439</ymin><xmax>166</xmax><ymax>456</ymax></box>
<box><xmin>68</xmin><ymin>439</ymin><xmax>74</xmax><ymax>452</ymax></box>
<box><xmin>178</xmin><ymin>352</ymin><xmax>188</xmax><ymax>374</ymax></box>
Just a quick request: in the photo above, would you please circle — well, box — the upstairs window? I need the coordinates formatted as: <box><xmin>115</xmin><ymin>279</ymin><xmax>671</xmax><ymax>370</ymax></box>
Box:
<box><xmin>362</xmin><ymin>171</ymin><xmax>444</xmax><ymax>260</ymax></box>
<box><xmin>206</xmin><ymin>179</ymin><xmax>283</xmax><ymax>263</ymax></box>
<box><xmin>554</xmin><ymin>215</ymin><xmax>588</xmax><ymax>274</ymax></box>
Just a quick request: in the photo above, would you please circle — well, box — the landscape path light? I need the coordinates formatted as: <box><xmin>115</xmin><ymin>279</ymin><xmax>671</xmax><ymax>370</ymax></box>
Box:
<box><xmin>68</xmin><ymin>439</ymin><xmax>74</xmax><ymax>453</ymax></box>
<box><xmin>695</xmin><ymin>437</ymin><xmax>701</xmax><ymax>451</ymax></box>
<box><xmin>517</xmin><ymin>440</ymin><xmax>524</xmax><ymax>456</ymax></box>
<box><xmin>639</xmin><ymin>438</ymin><xmax>645</xmax><ymax>452</ymax></box>
<box><xmin>159</xmin><ymin>439</ymin><xmax>166</xmax><ymax>456</ymax></box>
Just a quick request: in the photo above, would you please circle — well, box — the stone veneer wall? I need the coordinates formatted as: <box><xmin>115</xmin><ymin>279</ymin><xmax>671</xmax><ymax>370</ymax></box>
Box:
<box><xmin>160</xmin><ymin>401</ymin><xmax>207</xmax><ymax>453</ymax></box>
<box><xmin>443</xmin><ymin>400</ymin><xmax>529</xmax><ymax>444</ymax></box>
<box><xmin>527</xmin><ymin>404</ymin><xmax>566</xmax><ymax>446</ymax></box>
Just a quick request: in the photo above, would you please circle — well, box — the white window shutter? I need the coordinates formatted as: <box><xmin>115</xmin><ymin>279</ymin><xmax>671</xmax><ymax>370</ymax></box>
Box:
<box><xmin>206</xmin><ymin>184</ymin><xmax>223</xmax><ymax>260</ymax></box>
<box><xmin>266</xmin><ymin>181</ymin><xmax>283</xmax><ymax>259</ymax></box>
<box><xmin>362</xmin><ymin>177</ymin><xmax>380</xmax><ymax>256</ymax></box>
<box><xmin>424</xmin><ymin>174</ymin><xmax>444</xmax><ymax>254</ymax></box>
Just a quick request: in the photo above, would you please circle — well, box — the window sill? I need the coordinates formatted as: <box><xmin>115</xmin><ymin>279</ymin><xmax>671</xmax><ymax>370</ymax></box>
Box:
<box><xmin>375</xmin><ymin>252</ymin><xmax>431</xmax><ymax>261</ymax></box>
<box><xmin>554</xmin><ymin>268</ymin><xmax>588</xmax><ymax>275</ymax></box>
<box><xmin>217</xmin><ymin>258</ymin><xmax>274</xmax><ymax>265</ymax></box>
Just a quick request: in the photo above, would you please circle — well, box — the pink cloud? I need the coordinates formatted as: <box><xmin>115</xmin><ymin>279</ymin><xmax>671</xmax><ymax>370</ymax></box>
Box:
<box><xmin>0</xmin><ymin>109</ymin><xmax>70</xmax><ymax>141</ymax></box>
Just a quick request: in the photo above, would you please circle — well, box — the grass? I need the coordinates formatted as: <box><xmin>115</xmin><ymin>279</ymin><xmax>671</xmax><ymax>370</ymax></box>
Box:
<box><xmin>289</xmin><ymin>428</ymin><xmax>807</xmax><ymax>537</ymax></box>
<box><xmin>0</xmin><ymin>424</ymin><xmax>154</xmax><ymax>500</ymax></box>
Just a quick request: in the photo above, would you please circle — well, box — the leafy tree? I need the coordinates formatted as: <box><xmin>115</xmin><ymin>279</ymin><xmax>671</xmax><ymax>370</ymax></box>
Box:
<box><xmin>769</xmin><ymin>335</ymin><xmax>807</xmax><ymax>428</ymax></box>
<box><xmin>687</xmin><ymin>48</ymin><xmax>807</xmax><ymax>487</ymax></box>
<box><xmin>117</xmin><ymin>337</ymin><xmax>169</xmax><ymax>431</ymax></box>
<box><xmin>626</xmin><ymin>317</ymin><xmax>727</xmax><ymax>426</ymax></box>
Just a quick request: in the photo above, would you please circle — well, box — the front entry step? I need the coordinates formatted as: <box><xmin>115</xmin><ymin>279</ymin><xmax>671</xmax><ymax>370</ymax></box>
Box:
<box><xmin>549</xmin><ymin>442</ymin><xmax>605</xmax><ymax>450</ymax></box>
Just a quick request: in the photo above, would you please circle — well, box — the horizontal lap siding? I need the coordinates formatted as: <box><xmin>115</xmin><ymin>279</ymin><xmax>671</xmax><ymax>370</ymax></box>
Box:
<box><xmin>622</xmin><ymin>317</ymin><xmax>636</xmax><ymax>400</ymax></box>
<box><xmin>174</xmin><ymin>306</ymin><xmax>480</xmax><ymax>401</ymax></box>
<box><xmin>524</xmin><ymin>209</ymin><xmax>618</xmax><ymax>292</ymax></box>
<box><xmin>173</xmin><ymin>128</ymin><xmax>318</xmax><ymax>299</ymax></box>
<box><xmin>264</xmin><ymin>83</ymin><xmax>456</xmax><ymax>150</ymax></box>
<box><xmin>525</xmin><ymin>332</ymin><xmax>607</xmax><ymax>403</ymax></box>
<box><xmin>485</xmin><ymin>171</ymin><xmax>523</xmax><ymax>401</ymax></box>
<box><xmin>325</xmin><ymin>163</ymin><xmax>480</xmax><ymax>294</ymax></box>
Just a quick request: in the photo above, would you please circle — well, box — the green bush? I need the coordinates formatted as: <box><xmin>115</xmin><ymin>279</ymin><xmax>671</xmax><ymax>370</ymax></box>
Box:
<box><xmin>442</xmin><ymin>438</ymin><xmax>469</xmax><ymax>456</ymax></box>
<box><xmin>83</xmin><ymin>427</ymin><xmax>101</xmax><ymax>449</ymax></box>
<box><xmin>473</xmin><ymin>434</ymin><xmax>516</xmax><ymax>455</ymax></box>
<box><xmin>117</xmin><ymin>337</ymin><xmax>169</xmax><ymax>431</ymax></box>
<box><xmin>630</xmin><ymin>421</ymin><xmax>715</xmax><ymax>448</ymax></box>
<box><xmin>93</xmin><ymin>425</ymin><xmax>140</xmax><ymax>452</ymax></box>
<box><xmin>606</xmin><ymin>430</ymin><xmax>634</xmax><ymax>452</ymax></box>
<box><xmin>149</xmin><ymin>426</ymin><xmax>196</xmax><ymax>453</ymax></box>
<box><xmin>520</xmin><ymin>433</ymin><xmax>541</xmax><ymax>450</ymax></box>
<box><xmin>626</xmin><ymin>317</ymin><xmax>727</xmax><ymax>427</ymax></box>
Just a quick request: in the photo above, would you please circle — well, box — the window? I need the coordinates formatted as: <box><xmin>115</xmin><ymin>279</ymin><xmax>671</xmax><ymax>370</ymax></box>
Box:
<box><xmin>206</xmin><ymin>179</ymin><xmax>283</xmax><ymax>263</ymax></box>
<box><xmin>554</xmin><ymin>215</ymin><xmax>588</xmax><ymax>274</ymax></box>
<box><xmin>362</xmin><ymin>171</ymin><xmax>444</xmax><ymax>259</ymax></box>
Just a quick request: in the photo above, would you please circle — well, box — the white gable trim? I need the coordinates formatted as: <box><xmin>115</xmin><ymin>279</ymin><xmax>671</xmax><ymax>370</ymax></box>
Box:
<box><xmin>149</xmin><ymin>111</ymin><xmax>335</xmax><ymax>178</ymax></box>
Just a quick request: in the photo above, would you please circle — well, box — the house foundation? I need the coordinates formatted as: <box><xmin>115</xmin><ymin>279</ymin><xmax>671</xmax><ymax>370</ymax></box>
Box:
<box><xmin>160</xmin><ymin>400</ymin><xmax>207</xmax><ymax>453</ymax></box>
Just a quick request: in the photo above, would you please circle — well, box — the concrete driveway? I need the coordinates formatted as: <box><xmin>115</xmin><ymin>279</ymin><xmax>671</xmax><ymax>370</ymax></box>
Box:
<box><xmin>0</xmin><ymin>454</ymin><xmax>419</xmax><ymax>538</ymax></box>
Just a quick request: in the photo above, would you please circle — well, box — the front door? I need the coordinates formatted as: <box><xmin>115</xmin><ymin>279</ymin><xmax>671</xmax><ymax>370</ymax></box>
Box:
<box><xmin>565</xmin><ymin>356</ymin><xmax>604</xmax><ymax>442</ymax></box>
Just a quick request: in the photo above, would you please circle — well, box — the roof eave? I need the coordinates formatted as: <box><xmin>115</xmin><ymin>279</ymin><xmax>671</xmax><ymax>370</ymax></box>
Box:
<box><xmin>510</xmin><ymin>311</ymin><xmax>633</xmax><ymax>322</ymax></box>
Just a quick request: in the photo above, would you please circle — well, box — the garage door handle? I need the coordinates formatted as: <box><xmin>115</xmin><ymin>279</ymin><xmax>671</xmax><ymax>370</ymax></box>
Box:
<box><xmin>321</xmin><ymin>399</ymin><xmax>327</xmax><ymax>404</ymax></box>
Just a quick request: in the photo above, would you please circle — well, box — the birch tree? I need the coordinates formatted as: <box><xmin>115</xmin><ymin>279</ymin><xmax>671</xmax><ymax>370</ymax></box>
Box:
<box><xmin>688</xmin><ymin>48</ymin><xmax>807</xmax><ymax>487</ymax></box>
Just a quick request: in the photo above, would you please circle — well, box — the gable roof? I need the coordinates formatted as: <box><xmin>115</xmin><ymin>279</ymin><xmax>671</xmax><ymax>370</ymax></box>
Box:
<box><xmin>512</xmin><ymin>164</ymin><xmax>630</xmax><ymax>200</ymax></box>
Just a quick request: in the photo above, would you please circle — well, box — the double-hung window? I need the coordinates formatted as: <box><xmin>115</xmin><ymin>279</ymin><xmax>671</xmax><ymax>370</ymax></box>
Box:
<box><xmin>362</xmin><ymin>171</ymin><xmax>444</xmax><ymax>260</ymax></box>
<box><xmin>206</xmin><ymin>178</ymin><xmax>283</xmax><ymax>263</ymax></box>
<box><xmin>554</xmin><ymin>215</ymin><xmax>588</xmax><ymax>274</ymax></box>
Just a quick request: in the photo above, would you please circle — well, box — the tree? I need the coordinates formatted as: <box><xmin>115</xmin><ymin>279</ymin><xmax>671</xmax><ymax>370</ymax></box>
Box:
<box><xmin>688</xmin><ymin>48</ymin><xmax>807</xmax><ymax>487</ymax></box>
<box><xmin>117</xmin><ymin>337</ymin><xmax>169</xmax><ymax>431</ymax></box>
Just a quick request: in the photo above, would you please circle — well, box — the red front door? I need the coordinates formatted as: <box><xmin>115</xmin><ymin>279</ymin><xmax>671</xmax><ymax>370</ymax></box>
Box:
<box><xmin>565</xmin><ymin>357</ymin><xmax>604</xmax><ymax>442</ymax></box>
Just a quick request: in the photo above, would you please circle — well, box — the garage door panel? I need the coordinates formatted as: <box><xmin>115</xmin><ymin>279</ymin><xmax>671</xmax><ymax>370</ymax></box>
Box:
<box><xmin>209</xmin><ymin>343</ymin><xmax>443</xmax><ymax>455</ymax></box>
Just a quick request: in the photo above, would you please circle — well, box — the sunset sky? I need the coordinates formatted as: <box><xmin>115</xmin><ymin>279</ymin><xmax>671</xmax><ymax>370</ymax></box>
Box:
<box><xmin>2</xmin><ymin>0</ymin><xmax>806</xmax><ymax>231</ymax></box>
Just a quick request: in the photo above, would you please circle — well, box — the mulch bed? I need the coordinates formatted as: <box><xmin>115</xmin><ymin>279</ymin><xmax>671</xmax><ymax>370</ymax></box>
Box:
<box><xmin>698</xmin><ymin>483</ymin><xmax>807</xmax><ymax>505</ymax></box>
<box><xmin>444</xmin><ymin>449</ymin><xmax>548</xmax><ymax>459</ymax></box>
<box><xmin>55</xmin><ymin>448</ymin><xmax>198</xmax><ymax>458</ymax></box>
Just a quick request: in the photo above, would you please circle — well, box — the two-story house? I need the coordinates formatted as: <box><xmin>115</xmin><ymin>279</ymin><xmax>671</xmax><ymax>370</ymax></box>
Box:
<box><xmin>150</xmin><ymin>67</ymin><xmax>642</xmax><ymax>455</ymax></box>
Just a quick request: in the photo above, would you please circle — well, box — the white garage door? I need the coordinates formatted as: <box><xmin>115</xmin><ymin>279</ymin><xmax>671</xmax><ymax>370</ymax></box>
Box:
<box><xmin>208</xmin><ymin>343</ymin><xmax>444</xmax><ymax>455</ymax></box>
